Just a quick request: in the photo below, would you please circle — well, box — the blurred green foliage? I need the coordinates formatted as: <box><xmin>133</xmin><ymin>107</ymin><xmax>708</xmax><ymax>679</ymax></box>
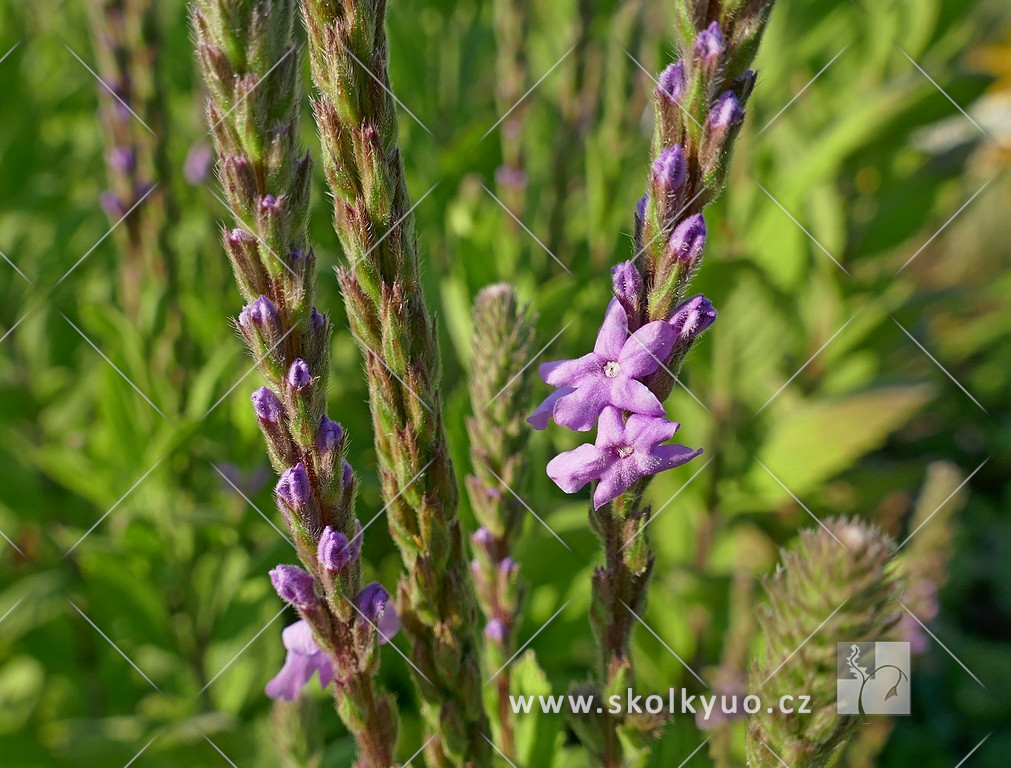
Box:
<box><xmin>0</xmin><ymin>0</ymin><xmax>1008</xmax><ymax>766</ymax></box>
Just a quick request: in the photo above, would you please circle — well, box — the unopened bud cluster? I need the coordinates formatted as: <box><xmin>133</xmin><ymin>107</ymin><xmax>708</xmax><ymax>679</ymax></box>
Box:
<box><xmin>641</xmin><ymin>2</ymin><xmax>772</xmax><ymax>322</ymax></box>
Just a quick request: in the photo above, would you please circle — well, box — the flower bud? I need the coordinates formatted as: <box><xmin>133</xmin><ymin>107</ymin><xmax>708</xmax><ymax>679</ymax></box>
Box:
<box><xmin>286</xmin><ymin>358</ymin><xmax>311</xmax><ymax>391</ymax></box>
<box><xmin>107</xmin><ymin>146</ymin><xmax>136</xmax><ymax>174</ymax></box>
<box><xmin>356</xmin><ymin>583</ymin><xmax>399</xmax><ymax>644</ymax></box>
<box><xmin>317</xmin><ymin>525</ymin><xmax>354</xmax><ymax>573</ymax></box>
<box><xmin>269</xmin><ymin>565</ymin><xmax>317</xmax><ymax>608</ymax></box>
<box><xmin>708</xmin><ymin>91</ymin><xmax>744</xmax><ymax>132</ymax></box>
<box><xmin>238</xmin><ymin>295</ymin><xmax>279</xmax><ymax>331</ymax></box>
<box><xmin>667</xmin><ymin>214</ymin><xmax>706</xmax><ymax>269</ymax></box>
<box><xmin>732</xmin><ymin>69</ymin><xmax>757</xmax><ymax>104</ymax></box>
<box><xmin>252</xmin><ymin>386</ymin><xmax>283</xmax><ymax>424</ymax></box>
<box><xmin>694</xmin><ymin>22</ymin><xmax>726</xmax><ymax>63</ymax></box>
<box><xmin>650</xmin><ymin>146</ymin><xmax>687</xmax><ymax>193</ymax></box>
<box><xmin>260</xmin><ymin>194</ymin><xmax>283</xmax><ymax>213</ymax></box>
<box><xmin>277</xmin><ymin>462</ymin><xmax>311</xmax><ymax>512</ymax></box>
<box><xmin>611</xmin><ymin>260</ymin><xmax>644</xmax><ymax>326</ymax></box>
<box><xmin>341</xmin><ymin>460</ymin><xmax>354</xmax><ymax>489</ymax></box>
<box><xmin>656</xmin><ymin>62</ymin><xmax>685</xmax><ymax>105</ymax></box>
<box><xmin>484</xmin><ymin>618</ymin><xmax>508</xmax><ymax>646</ymax></box>
<box><xmin>316</xmin><ymin>416</ymin><xmax>344</xmax><ymax>453</ymax></box>
<box><xmin>669</xmin><ymin>294</ymin><xmax>717</xmax><ymax>344</ymax></box>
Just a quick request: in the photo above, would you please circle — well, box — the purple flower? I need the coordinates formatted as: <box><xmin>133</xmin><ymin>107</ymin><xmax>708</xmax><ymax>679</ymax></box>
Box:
<box><xmin>667</xmin><ymin>214</ymin><xmax>706</xmax><ymax>267</ymax></box>
<box><xmin>499</xmin><ymin>558</ymin><xmax>518</xmax><ymax>578</ymax></box>
<box><xmin>669</xmin><ymin>294</ymin><xmax>717</xmax><ymax>343</ymax></box>
<box><xmin>287</xmin><ymin>358</ymin><xmax>311</xmax><ymax>391</ymax></box>
<box><xmin>309</xmin><ymin>307</ymin><xmax>326</xmax><ymax>331</ymax></box>
<box><xmin>694</xmin><ymin>22</ymin><xmax>726</xmax><ymax>62</ymax></box>
<box><xmin>317</xmin><ymin>525</ymin><xmax>357</xmax><ymax>573</ymax></box>
<box><xmin>546</xmin><ymin>406</ymin><xmax>702</xmax><ymax>509</ymax></box>
<box><xmin>277</xmin><ymin>462</ymin><xmax>311</xmax><ymax>512</ymax></box>
<box><xmin>657</xmin><ymin>62</ymin><xmax>685</xmax><ymax>104</ymax></box>
<box><xmin>634</xmin><ymin>194</ymin><xmax>648</xmax><ymax>241</ymax></box>
<box><xmin>317</xmin><ymin>416</ymin><xmax>344</xmax><ymax>452</ymax></box>
<box><xmin>530</xmin><ymin>299</ymin><xmax>676</xmax><ymax>432</ymax></box>
<box><xmin>100</xmin><ymin>191</ymin><xmax>125</xmax><ymax>219</ymax></box>
<box><xmin>238</xmin><ymin>295</ymin><xmax>279</xmax><ymax>330</ymax></box>
<box><xmin>341</xmin><ymin>460</ymin><xmax>354</xmax><ymax>489</ymax></box>
<box><xmin>270</xmin><ymin>565</ymin><xmax>317</xmax><ymax>608</ymax></box>
<box><xmin>472</xmin><ymin>527</ymin><xmax>494</xmax><ymax>548</ymax></box>
<box><xmin>355</xmin><ymin>583</ymin><xmax>399</xmax><ymax>644</ymax></box>
<box><xmin>252</xmin><ymin>386</ymin><xmax>283</xmax><ymax>424</ymax></box>
<box><xmin>651</xmin><ymin>146</ymin><xmax>687</xmax><ymax>192</ymax></box>
<box><xmin>265</xmin><ymin>620</ymin><xmax>335</xmax><ymax>700</ymax></box>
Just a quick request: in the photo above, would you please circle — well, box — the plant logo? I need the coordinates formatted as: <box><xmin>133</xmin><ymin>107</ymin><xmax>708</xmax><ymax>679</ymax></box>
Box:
<box><xmin>836</xmin><ymin>642</ymin><xmax>910</xmax><ymax>716</ymax></box>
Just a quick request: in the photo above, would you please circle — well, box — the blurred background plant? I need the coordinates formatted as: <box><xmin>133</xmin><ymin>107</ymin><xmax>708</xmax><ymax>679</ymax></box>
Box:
<box><xmin>0</xmin><ymin>0</ymin><xmax>1008</xmax><ymax>766</ymax></box>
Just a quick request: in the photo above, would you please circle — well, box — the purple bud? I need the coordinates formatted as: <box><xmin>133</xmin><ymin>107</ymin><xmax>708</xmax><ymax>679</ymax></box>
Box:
<box><xmin>107</xmin><ymin>146</ymin><xmax>136</xmax><ymax>174</ymax></box>
<box><xmin>499</xmin><ymin>558</ymin><xmax>519</xmax><ymax>578</ymax></box>
<box><xmin>356</xmin><ymin>583</ymin><xmax>399</xmax><ymax>644</ymax></box>
<box><xmin>484</xmin><ymin>618</ymin><xmax>508</xmax><ymax>645</ymax></box>
<box><xmin>732</xmin><ymin>70</ymin><xmax>757</xmax><ymax>103</ymax></box>
<box><xmin>667</xmin><ymin>214</ymin><xmax>706</xmax><ymax>266</ymax></box>
<box><xmin>277</xmin><ymin>463</ymin><xmax>311</xmax><ymax>511</ymax></box>
<box><xmin>341</xmin><ymin>460</ymin><xmax>354</xmax><ymax>489</ymax></box>
<box><xmin>635</xmin><ymin>195</ymin><xmax>648</xmax><ymax>229</ymax></box>
<box><xmin>227</xmin><ymin>227</ymin><xmax>256</xmax><ymax>247</ymax></box>
<box><xmin>651</xmin><ymin>146</ymin><xmax>687</xmax><ymax>192</ymax></box>
<box><xmin>317</xmin><ymin>525</ymin><xmax>354</xmax><ymax>573</ymax></box>
<box><xmin>252</xmin><ymin>386</ymin><xmax>283</xmax><ymax>424</ymax></box>
<box><xmin>260</xmin><ymin>194</ymin><xmax>282</xmax><ymax>212</ymax></box>
<box><xmin>100</xmin><ymin>191</ymin><xmax>126</xmax><ymax>219</ymax></box>
<box><xmin>238</xmin><ymin>295</ymin><xmax>279</xmax><ymax>330</ymax></box>
<box><xmin>289</xmin><ymin>247</ymin><xmax>304</xmax><ymax>265</ymax></box>
<box><xmin>694</xmin><ymin>22</ymin><xmax>726</xmax><ymax>62</ymax></box>
<box><xmin>495</xmin><ymin>165</ymin><xmax>527</xmax><ymax>191</ymax></box>
<box><xmin>183</xmin><ymin>143</ymin><xmax>213</xmax><ymax>185</ymax></box>
<box><xmin>309</xmin><ymin>307</ymin><xmax>326</xmax><ymax>331</ymax></box>
<box><xmin>669</xmin><ymin>294</ymin><xmax>717</xmax><ymax>343</ymax></box>
<box><xmin>317</xmin><ymin>416</ymin><xmax>344</xmax><ymax>453</ymax></box>
<box><xmin>269</xmin><ymin>565</ymin><xmax>316</xmax><ymax>607</ymax></box>
<box><xmin>287</xmin><ymin>359</ymin><xmax>311</xmax><ymax>391</ymax></box>
<box><xmin>708</xmin><ymin>92</ymin><xmax>744</xmax><ymax>131</ymax></box>
<box><xmin>611</xmin><ymin>260</ymin><xmax>644</xmax><ymax>322</ymax></box>
<box><xmin>656</xmin><ymin>62</ymin><xmax>685</xmax><ymax>104</ymax></box>
<box><xmin>472</xmin><ymin>527</ymin><xmax>494</xmax><ymax>548</ymax></box>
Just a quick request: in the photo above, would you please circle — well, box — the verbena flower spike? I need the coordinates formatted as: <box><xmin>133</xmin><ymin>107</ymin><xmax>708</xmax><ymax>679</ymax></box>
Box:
<box><xmin>531</xmin><ymin>1</ymin><xmax>775</xmax><ymax>764</ymax></box>
<box><xmin>466</xmin><ymin>284</ymin><xmax>538</xmax><ymax>759</ymax></box>
<box><xmin>192</xmin><ymin>2</ymin><xmax>397</xmax><ymax>765</ymax></box>
<box><xmin>300</xmin><ymin>0</ymin><xmax>492</xmax><ymax>764</ymax></box>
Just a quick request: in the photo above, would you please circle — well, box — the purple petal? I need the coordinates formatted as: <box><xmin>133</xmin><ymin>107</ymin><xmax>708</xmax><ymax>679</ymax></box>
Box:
<box><xmin>281</xmin><ymin>618</ymin><xmax>320</xmax><ymax>654</ymax></box>
<box><xmin>265</xmin><ymin>645</ymin><xmax>318</xmax><ymax>701</ymax></box>
<box><xmin>607</xmin><ymin>378</ymin><xmax>665</xmax><ymax>417</ymax></box>
<box><xmin>592</xmin><ymin>458</ymin><xmax>640</xmax><ymax>509</ymax></box>
<box><xmin>618</xmin><ymin>321</ymin><xmax>676</xmax><ymax>378</ymax></box>
<box><xmin>624</xmin><ymin>413</ymin><xmax>681</xmax><ymax>450</ymax></box>
<box><xmin>527</xmin><ymin>387</ymin><xmax>575</xmax><ymax>429</ymax></box>
<box><xmin>594</xmin><ymin>299</ymin><xmax>629</xmax><ymax>360</ymax></box>
<box><xmin>546</xmin><ymin>443</ymin><xmax>610</xmax><ymax>494</ymax></box>
<box><xmin>594</xmin><ymin>406</ymin><xmax>627</xmax><ymax>450</ymax></box>
<box><xmin>540</xmin><ymin>353</ymin><xmax>601</xmax><ymax>387</ymax></box>
<box><xmin>552</xmin><ymin>381</ymin><xmax>611</xmax><ymax>431</ymax></box>
<box><xmin>269</xmin><ymin>565</ymin><xmax>316</xmax><ymax>608</ymax></box>
<box><xmin>356</xmin><ymin>583</ymin><xmax>399</xmax><ymax>644</ymax></box>
<box><xmin>638</xmin><ymin>444</ymin><xmax>704</xmax><ymax>477</ymax></box>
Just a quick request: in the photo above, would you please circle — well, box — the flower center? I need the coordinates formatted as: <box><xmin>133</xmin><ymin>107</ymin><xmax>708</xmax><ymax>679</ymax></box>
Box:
<box><xmin>604</xmin><ymin>361</ymin><xmax>621</xmax><ymax>378</ymax></box>
<box><xmin>615</xmin><ymin>444</ymin><xmax>634</xmax><ymax>458</ymax></box>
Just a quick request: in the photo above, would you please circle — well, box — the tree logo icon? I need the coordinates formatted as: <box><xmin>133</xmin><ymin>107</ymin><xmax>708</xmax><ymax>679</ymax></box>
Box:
<box><xmin>836</xmin><ymin>642</ymin><xmax>911</xmax><ymax>716</ymax></box>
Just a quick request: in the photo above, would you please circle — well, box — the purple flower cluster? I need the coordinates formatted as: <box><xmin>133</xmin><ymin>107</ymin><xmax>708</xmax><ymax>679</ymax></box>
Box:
<box><xmin>530</xmin><ymin>261</ymin><xmax>714</xmax><ymax>508</ymax></box>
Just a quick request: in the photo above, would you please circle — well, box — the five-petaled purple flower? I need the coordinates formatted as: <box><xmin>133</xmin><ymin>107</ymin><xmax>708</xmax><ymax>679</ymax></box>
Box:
<box><xmin>547</xmin><ymin>407</ymin><xmax>702</xmax><ymax>509</ymax></box>
<box><xmin>529</xmin><ymin>299</ymin><xmax>675</xmax><ymax>432</ymax></box>
<box><xmin>265</xmin><ymin>619</ymin><xmax>335</xmax><ymax>701</ymax></box>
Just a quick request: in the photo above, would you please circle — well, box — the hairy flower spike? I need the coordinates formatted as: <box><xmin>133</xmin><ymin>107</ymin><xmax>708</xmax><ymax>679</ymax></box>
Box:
<box><xmin>746</xmin><ymin>520</ymin><xmax>903</xmax><ymax>768</ymax></box>
<box><xmin>303</xmin><ymin>0</ymin><xmax>491</xmax><ymax>760</ymax></box>
<box><xmin>193</xmin><ymin>0</ymin><xmax>397</xmax><ymax>759</ymax></box>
